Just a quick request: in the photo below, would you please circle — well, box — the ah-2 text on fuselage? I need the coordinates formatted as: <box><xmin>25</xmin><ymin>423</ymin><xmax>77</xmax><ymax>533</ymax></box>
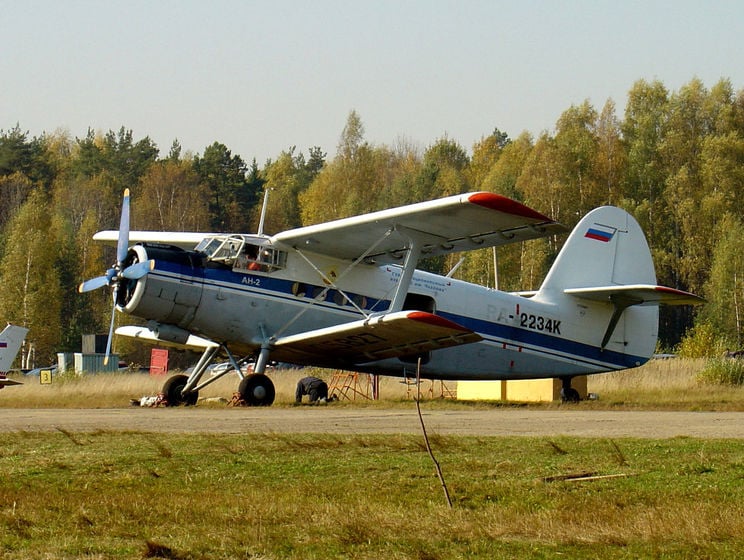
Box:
<box><xmin>81</xmin><ymin>190</ymin><xmax>701</xmax><ymax>405</ymax></box>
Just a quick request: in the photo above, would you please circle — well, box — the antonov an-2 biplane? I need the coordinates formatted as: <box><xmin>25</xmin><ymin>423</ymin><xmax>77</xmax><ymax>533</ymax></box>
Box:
<box><xmin>80</xmin><ymin>189</ymin><xmax>701</xmax><ymax>405</ymax></box>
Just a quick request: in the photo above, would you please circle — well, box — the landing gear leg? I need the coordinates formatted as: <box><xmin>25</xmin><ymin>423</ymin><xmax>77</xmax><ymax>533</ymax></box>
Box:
<box><xmin>560</xmin><ymin>377</ymin><xmax>581</xmax><ymax>403</ymax></box>
<box><xmin>252</xmin><ymin>345</ymin><xmax>271</xmax><ymax>375</ymax></box>
<box><xmin>162</xmin><ymin>343</ymin><xmax>221</xmax><ymax>407</ymax></box>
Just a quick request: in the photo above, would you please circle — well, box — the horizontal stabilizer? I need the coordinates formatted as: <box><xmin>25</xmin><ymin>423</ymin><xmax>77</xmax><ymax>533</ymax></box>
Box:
<box><xmin>273</xmin><ymin>311</ymin><xmax>481</xmax><ymax>365</ymax></box>
<box><xmin>0</xmin><ymin>376</ymin><xmax>23</xmax><ymax>387</ymax></box>
<box><xmin>564</xmin><ymin>285</ymin><xmax>704</xmax><ymax>307</ymax></box>
<box><xmin>566</xmin><ymin>285</ymin><xmax>703</xmax><ymax>351</ymax></box>
<box><xmin>115</xmin><ymin>326</ymin><xmax>219</xmax><ymax>350</ymax></box>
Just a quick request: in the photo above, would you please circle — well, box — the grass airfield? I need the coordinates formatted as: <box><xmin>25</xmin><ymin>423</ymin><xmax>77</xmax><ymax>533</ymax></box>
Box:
<box><xmin>1</xmin><ymin>359</ymin><xmax>744</xmax><ymax>559</ymax></box>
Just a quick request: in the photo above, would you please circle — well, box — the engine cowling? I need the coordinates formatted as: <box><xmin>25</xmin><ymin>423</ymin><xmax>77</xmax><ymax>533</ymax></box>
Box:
<box><xmin>117</xmin><ymin>244</ymin><xmax>205</xmax><ymax>327</ymax></box>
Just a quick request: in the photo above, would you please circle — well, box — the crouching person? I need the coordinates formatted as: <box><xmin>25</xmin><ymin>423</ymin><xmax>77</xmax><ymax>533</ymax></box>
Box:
<box><xmin>295</xmin><ymin>376</ymin><xmax>329</xmax><ymax>403</ymax></box>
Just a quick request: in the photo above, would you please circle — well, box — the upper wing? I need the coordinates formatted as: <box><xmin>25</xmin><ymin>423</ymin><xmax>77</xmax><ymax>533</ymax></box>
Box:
<box><xmin>92</xmin><ymin>231</ymin><xmax>214</xmax><ymax>250</ymax></box>
<box><xmin>271</xmin><ymin>310</ymin><xmax>481</xmax><ymax>366</ymax></box>
<box><xmin>564</xmin><ymin>285</ymin><xmax>704</xmax><ymax>306</ymax></box>
<box><xmin>271</xmin><ymin>192</ymin><xmax>565</xmax><ymax>263</ymax></box>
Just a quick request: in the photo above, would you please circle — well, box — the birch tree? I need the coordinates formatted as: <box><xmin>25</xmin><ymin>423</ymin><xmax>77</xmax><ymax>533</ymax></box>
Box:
<box><xmin>0</xmin><ymin>190</ymin><xmax>62</xmax><ymax>362</ymax></box>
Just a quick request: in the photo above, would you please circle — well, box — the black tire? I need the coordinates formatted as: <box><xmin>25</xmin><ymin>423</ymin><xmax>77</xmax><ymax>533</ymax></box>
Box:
<box><xmin>560</xmin><ymin>387</ymin><xmax>581</xmax><ymax>403</ymax></box>
<box><xmin>162</xmin><ymin>374</ymin><xmax>199</xmax><ymax>406</ymax></box>
<box><xmin>238</xmin><ymin>374</ymin><xmax>275</xmax><ymax>406</ymax></box>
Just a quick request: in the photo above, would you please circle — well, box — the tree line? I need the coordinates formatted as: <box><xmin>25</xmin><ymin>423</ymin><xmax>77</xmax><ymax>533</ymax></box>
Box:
<box><xmin>2</xmin><ymin>76</ymin><xmax>744</xmax><ymax>365</ymax></box>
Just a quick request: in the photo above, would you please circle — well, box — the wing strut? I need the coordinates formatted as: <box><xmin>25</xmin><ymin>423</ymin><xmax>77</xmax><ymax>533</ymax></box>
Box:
<box><xmin>272</xmin><ymin>227</ymin><xmax>394</xmax><ymax>339</ymax></box>
<box><xmin>388</xmin><ymin>226</ymin><xmax>426</xmax><ymax>312</ymax></box>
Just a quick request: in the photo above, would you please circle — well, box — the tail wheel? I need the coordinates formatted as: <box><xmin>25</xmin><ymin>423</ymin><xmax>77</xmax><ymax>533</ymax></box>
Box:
<box><xmin>239</xmin><ymin>374</ymin><xmax>275</xmax><ymax>406</ymax></box>
<box><xmin>162</xmin><ymin>374</ymin><xmax>199</xmax><ymax>406</ymax></box>
<box><xmin>560</xmin><ymin>376</ymin><xmax>580</xmax><ymax>403</ymax></box>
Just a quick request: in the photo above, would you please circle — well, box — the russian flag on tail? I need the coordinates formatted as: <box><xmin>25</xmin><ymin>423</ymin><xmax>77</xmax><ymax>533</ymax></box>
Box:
<box><xmin>584</xmin><ymin>224</ymin><xmax>616</xmax><ymax>243</ymax></box>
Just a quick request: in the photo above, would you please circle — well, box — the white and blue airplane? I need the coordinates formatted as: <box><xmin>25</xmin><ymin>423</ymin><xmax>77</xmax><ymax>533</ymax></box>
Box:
<box><xmin>81</xmin><ymin>189</ymin><xmax>701</xmax><ymax>405</ymax></box>
<box><xmin>0</xmin><ymin>324</ymin><xmax>29</xmax><ymax>388</ymax></box>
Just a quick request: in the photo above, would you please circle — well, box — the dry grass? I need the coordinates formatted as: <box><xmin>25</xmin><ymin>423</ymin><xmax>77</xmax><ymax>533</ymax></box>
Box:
<box><xmin>0</xmin><ymin>367</ymin><xmax>416</xmax><ymax>408</ymax></box>
<box><xmin>3</xmin><ymin>358</ymin><xmax>744</xmax><ymax>410</ymax></box>
<box><xmin>587</xmin><ymin>357</ymin><xmax>744</xmax><ymax>410</ymax></box>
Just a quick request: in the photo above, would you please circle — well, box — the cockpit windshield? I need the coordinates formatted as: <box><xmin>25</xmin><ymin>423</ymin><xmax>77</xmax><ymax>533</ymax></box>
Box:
<box><xmin>195</xmin><ymin>235</ymin><xmax>245</xmax><ymax>264</ymax></box>
<box><xmin>195</xmin><ymin>235</ymin><xmax>286</xmax><ymax>273</ymax></box>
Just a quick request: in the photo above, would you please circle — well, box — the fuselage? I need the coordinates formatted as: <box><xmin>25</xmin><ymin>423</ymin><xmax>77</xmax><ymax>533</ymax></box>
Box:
<box><xmin>118</xmin><ymin>239</ymin><xmax>654</xmax><ymax>381</ymax></box>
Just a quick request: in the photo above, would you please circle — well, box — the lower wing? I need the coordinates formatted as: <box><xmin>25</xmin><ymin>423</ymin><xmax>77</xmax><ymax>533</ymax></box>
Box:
<box><xmin>272</xmin><ymin>311</ymin><xmax>481</xmax><ymax>366</ymax></box>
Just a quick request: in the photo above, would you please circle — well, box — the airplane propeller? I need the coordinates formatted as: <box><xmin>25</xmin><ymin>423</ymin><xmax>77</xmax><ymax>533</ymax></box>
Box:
<box><xmin>77</xmin><ymin>188</ymin><xmax>154</xmax><ymax>364</ymax></box>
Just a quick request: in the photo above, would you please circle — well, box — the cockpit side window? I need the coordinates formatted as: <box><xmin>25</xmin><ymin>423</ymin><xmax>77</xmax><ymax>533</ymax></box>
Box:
<box><xmin>237</xmin><ymin>244</ymin><xmax>262</xmax><ymax>271</ymax></box>
<box><xmin>235</xmin><ymin>242</ymin><xmax>287</xmax><ymax>273</ymax></box>
<box><xmin>197</xmin><ymin>235</ymin><xmax>286</xmax><ymax>273</ymax></box>
<box><xmin>259</xmin><ymin>247</ymin><xmax>287</xmax><ymax>271</ymax></box>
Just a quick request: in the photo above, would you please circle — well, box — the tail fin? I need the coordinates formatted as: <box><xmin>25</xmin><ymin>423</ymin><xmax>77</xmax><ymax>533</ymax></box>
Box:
<box><xmin>0</xmin><ymin>324</ymin><xmax>29</xmax><ymax>374</ymax></box>
<box><xmin>536</xmin><ymin>207</ymin><xmax>700</xmax><ymax>365</ymax></box>
<box><xmin>539</xmin><ymin>206</ymin><xmax>656</xmax><ymax>294</ymax></box>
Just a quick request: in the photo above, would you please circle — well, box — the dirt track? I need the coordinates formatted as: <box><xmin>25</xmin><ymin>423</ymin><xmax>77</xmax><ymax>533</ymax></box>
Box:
<box><xmin>2</xmin><ymin>407</ymin><xmax>744</xmax><ymax>438</ymax></box>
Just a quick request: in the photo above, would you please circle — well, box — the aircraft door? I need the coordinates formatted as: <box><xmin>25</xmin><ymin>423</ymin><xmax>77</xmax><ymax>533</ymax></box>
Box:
<box><xmin>399</xmin><ymin>293</ymin><xmax>436</xmax><ymax>365</ymax></box>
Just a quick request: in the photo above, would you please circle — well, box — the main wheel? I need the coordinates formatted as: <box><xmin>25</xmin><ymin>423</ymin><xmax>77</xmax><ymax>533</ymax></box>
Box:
<box><xmin>238</xmin><ymin>374</ymin><xmax>275</xmax><ymax>406</ymax></box>
<box><xmin>162</xmin><ymin>374</ymin><xmax>199</xmax><ymax>406</ymax></box>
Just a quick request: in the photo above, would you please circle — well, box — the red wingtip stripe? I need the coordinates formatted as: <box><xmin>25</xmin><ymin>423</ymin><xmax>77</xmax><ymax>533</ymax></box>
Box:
<box><xmin>407</xmin><ymin>311</ymin><xmax>470</xmax><ymax>332</ymax></box>
<box><xmin>467</xmin><ymin>192</ymin><xmax>553</xmax><ymax>222</ymax></box>
<box><xmin>654</xmin><ymin>286</ymin><xmax>703</xmax><ymax>300</ymax></box>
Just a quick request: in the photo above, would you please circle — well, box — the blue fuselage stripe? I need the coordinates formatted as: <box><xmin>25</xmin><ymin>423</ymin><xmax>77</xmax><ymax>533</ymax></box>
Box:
<box><xmin>154</xmin><ymin>261</ymin><xmax>641</xmax><ymax>370</ymax></box>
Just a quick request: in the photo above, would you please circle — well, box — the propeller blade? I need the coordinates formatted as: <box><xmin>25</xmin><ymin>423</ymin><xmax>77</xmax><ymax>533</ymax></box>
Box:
<box><xmin>121</xmin><ymin>259</ymin><xmax>154</xmax><ymax>280</ymax></box>
<box><xmin>78</xmin><ymin>276</ymin><xmax>109</xmax><ymax>293</ymax></box>
<box><xmin>77</xmin><ymin>267</ymin><xmax>117</xmax><ymax>293</ymax></box>
<box><xmin>103</xmin><ymin>287</ymin><xmax>118</xmax><ymax>366</ymax></box>
<box><xmin>116</xmin><ymin>188</ymin><xmax>131</xmax><ymax>265</ymax></box>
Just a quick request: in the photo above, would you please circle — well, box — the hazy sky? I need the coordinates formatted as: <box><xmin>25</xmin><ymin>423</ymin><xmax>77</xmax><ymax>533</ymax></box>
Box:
<box><xmin>3</xmin><ymin>0</ymin><xmax>744</xmax><ymax>164</ymax></box>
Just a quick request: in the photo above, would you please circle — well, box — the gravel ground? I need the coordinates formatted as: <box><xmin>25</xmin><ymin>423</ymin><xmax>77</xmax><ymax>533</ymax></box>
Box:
<box><xmin>1</xmin><ymin>407</ymin><xmax>744</xmax><ymax>438</ymax></box>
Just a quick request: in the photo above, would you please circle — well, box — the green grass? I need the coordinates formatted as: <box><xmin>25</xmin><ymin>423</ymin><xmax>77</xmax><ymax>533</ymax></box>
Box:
<box><xmin>3</xmin><ymin>359</ymin><xmax>744</xmax><ymax>558</ymax></box>
<box><xmin>1</xmin><ymin>431</ymin><xmax>744</xmax><ymax>559</ymax></box>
